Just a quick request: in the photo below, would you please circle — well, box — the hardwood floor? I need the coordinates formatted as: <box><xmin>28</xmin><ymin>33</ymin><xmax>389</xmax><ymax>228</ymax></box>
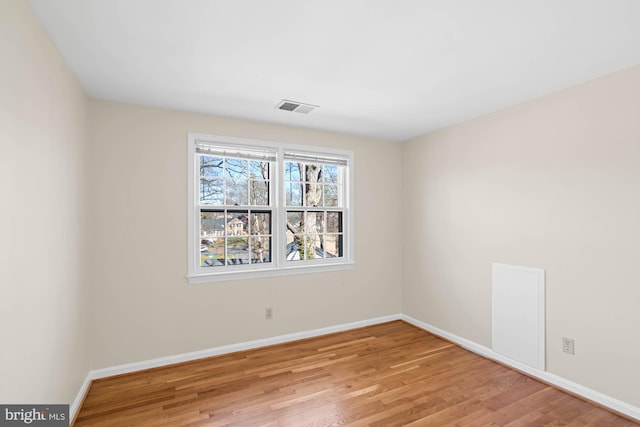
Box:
<box><xmin>75</xmin><ymin>321</ymin><xmax>638</xmax><ymax>426</ymax></box>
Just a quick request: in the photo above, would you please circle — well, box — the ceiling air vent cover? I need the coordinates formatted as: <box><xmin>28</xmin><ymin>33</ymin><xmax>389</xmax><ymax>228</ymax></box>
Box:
<box><xmin>275</xmin><ymin>99</ymin><xmax>318</xmax><ymax>114</ymax></box>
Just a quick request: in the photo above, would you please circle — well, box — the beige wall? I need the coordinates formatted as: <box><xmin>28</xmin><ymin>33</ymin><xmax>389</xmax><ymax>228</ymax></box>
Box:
<box><xmin>87</xmin><ymin>100</ymin><xmax>402</xmax><ymax>369</ymax></box>
<box><xmin>402</xmin><ymin>65</ymin><xmax>640</xmax><ymax>407</ymax></box>
<box><xmin>0</xmin><ymin>0</ymin><xmax>89</xmax><ymax>404</ymax></box>
<box><xmin>5</xmin><ymin>0</ymin><xmax>639</xmax><ymax>412</ymax></box>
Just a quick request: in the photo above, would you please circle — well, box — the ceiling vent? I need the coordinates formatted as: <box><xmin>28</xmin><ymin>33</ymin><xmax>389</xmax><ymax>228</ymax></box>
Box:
<box><xmin>275</xmin><ymin>99</ymin><xmax>318</xmax><ymax>114</ymax></box>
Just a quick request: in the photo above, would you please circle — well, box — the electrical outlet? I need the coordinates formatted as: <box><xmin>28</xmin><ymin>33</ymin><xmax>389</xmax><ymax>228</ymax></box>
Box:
<box><xmin>265</xmin><ymin>307</ymin><xmax>273</xmax><ymax>320</ymax></box>
<box><xmin>562</xmin><ymin>337</ymin><xmax>575</xmax><ymax>355</ymax></box>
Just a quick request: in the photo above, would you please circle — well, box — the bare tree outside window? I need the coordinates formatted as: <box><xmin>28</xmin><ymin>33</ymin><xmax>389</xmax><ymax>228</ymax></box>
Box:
<box><xmin>285</xmin><ymin>161</ymin><xmax>344</xmax><ymax>261</ymax></box>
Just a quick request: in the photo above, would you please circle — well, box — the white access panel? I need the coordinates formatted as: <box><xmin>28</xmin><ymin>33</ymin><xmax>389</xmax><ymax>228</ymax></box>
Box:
<box><xmin>492</xmin><ymin>263</ymin><xmax>545</xmax><ymax>371</ymax></box>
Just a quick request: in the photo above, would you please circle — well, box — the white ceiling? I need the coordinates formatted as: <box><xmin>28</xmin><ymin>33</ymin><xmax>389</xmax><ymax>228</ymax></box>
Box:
<box><xmin>28</xmin><ymin>0</ymin><xmax>640</xmax><ymax>142</ymax></box>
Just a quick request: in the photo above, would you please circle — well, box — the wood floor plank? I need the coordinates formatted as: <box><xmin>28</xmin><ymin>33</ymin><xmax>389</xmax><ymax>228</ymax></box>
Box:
<box><xmin>74</xmin><ymin>321</ymin><xmax>638</xmax><ymax>426</ymax></box>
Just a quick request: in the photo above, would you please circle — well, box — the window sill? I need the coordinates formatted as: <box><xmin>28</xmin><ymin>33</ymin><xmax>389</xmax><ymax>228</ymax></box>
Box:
<box><xmin>187</xmin><ymin>262</ymin><xmax>355</xmax><ymax>284</ymax></box>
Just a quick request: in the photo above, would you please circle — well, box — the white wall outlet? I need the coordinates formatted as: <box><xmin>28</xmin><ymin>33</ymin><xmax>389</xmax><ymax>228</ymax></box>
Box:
<box><xmin>265</xmin><ymin>307</ymin><xmax>273</xmax><ymax>320</ymax></box>
<box><xmin>562</xmin><ymin>337</ymin><xmax>575</xmax><ymax>355</ymax></box>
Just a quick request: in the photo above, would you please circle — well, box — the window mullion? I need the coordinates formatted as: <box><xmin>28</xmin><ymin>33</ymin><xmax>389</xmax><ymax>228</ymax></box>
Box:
<box><xmin>274</xmin><ymin>148</ymin><xmax>285</xmax><ymax>269</ymax></box>
<box><xmin>190</xmin><ymin>147</ymin><xmax>200</xmax><ymax>275</ymax></box>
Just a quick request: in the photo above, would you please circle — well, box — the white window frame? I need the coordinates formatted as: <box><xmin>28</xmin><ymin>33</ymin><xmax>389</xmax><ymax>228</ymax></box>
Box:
<box><xmin>187</xmin><ymin>133</ymin><xmax>354</xmax><ymax>284</ymax></box>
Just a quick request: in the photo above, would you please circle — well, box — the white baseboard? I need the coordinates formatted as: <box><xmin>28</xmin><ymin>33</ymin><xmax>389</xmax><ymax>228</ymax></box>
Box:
<box><xmin>401</xmin><ymin>314</ymin><xmax>640</xmax><ymax>422</ymax></box>
<box><xmin>70</xmin><ymin>373</ymin><xmax>92</xmax><ymax>424</ymax></box>
<box><xmin>89</xmin><ymin>314</ymin><xmax>401</xmax><ymax>380</ymax></box>
<box><xmin>70</xmin><ymin>313</ymin><xmax>402</xmax><ymax>421</ymax></box>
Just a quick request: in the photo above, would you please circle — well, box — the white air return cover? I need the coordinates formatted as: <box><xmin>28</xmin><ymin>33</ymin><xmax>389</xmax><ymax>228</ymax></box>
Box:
<box><xmin>275</xmin><ymin>100</ymin><xmax>318</xmax><ymax>114</ymax></box>
<box><xmin>492</xmin><ymin>263</ymin><xmax>545</xmax><ymax>371</ymax></box>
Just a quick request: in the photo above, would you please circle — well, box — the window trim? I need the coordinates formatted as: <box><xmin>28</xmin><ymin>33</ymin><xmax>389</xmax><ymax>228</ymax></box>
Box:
<box><xmin>187</xmin><ymin>133</ymin><xmax>355</xmax><ymax>284</ymax></box>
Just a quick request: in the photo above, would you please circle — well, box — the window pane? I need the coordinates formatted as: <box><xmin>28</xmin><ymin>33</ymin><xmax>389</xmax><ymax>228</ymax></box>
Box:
<box><xmin>200</xmin><ymin>155</ymin><xmax>223</xmax><ymax>177</ymax></box>
<box><xmin>323</xmin><ymin>164</ymin><xmax>338</xmax><ymax>183</ymax></box>
<box><xmin>201</xmin><ymin>211</ymin><xmax>226</xmax><ymax>237</ymax></box>
<box><xmin>306</xmin><ymin>212</ymin><xmax>325</xmax><ymax>234</ymax></box>
<box><xmin>314</xmin><ymin>234</ymin><xmax>326</xmax><ymax>258</ymax></box>
<box><xmin>286</xmin><ymin>183</ymin><xmax>303</xmax><ymax>206</ymax></box>
<box><xmin>249</xmin><ymin>212</ymin><xmax>271</xmax><ymax>235</ymax></box>
<box><xmin>250</xmin><ymin>180</ymin><xmax>269</xmax><ymax>205</ymax></box>
<box><xmin>286</xmin><ymin>210</ymin><xmax>303</xmax><ymax>261</ymax></box>
<box><xmin>305</xmin><ymin>183</ymin><xmax>323</xmax><ymax>207</ymax></box>
<box><xmin>201</xmin><ymin>237</ymin><xmax>225</xmax><ymax>267</ymax></box>
<box><xmin>304</xmin><ymin>164</ymin><xmax>321</xmax><ymax>183</ymax></box>
<box><xmin>285</xmin><ymin>162</ymin><xmax>301</xmax><ymax>181</ymax></box>
<box><xmin>326</xmin><ymin>212</ymin><xmax>342</xmax><ymax>233</ymax></box>
<box><xmin>286</xmin><ymin>211</ymin><xmax>304</xmax><ymax>234</ymax></box>
<box><xmin>225</xmin><ymin>158</ymin><xmax>248</xmax><ymax>179</ymax></box>
<box><xmin>225</xmin><ymin>179</ymin><xmax>248</xmax><ymax>205</ymax></box>
<box><xmin>303</xmin><ymin>164</ymin><xmax>323</xmax><ymax>207</ymax></box>
<box><xmin>325</xmin><ymin>234</ymin><xmax>343</xmax><ymax>258</ymax></box>
<box><xmin>200</xmin><ymin>178</ymin><xmax>224</xmax><ymax>205</ymax></box>
<box><xmin>250</xmin><ymin>161</ymin><xmax>269</xmax><ymax>179</ymax></box>
<box><xmin>308</xmin><ymin>234</ymin><xmax>324</xmax><ymax>259</ymax></box>
<box><xmin>200</xmin><ymin>211</ymin><xmax>225</xmax><ymax>267</ymax></box>
<box><xmin>227</xmin><ymin>236</ymin><xmax>249</xmax><ymax>265</ymax></box>
<box><xmin>285</xmin><ymin>234</ymin><xmax>308</xmax><ymax>261</ymax></box>
<box><xmin>226</xmin><ymin>212</ymin><xmax>247</xmax><ymax>236</ymax></box>
<box><xmin>324</xmin><ymin>184</ymin><xmax>339</xmax><ymax>207</ymax></box>
<box><xmin>285</xmin><ymin>235</ymin><xmax>298</xmax><ymax>260</ymax></box>
<box><xmin>250</xmin><ymin>236</ymin><xmax>271</xmax><ymax>263</ymax></box>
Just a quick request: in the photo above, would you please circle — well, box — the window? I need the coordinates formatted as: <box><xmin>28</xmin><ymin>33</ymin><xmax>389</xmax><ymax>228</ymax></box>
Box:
<box><xmin>188</xmin><ymin>133</ymin><xmax>353</xmax><ymax>283</ymax></box>
<box><xmin>284</xmin><ymin>154</ymin><xmax>345</xmax><ymax>261</ymax></box>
